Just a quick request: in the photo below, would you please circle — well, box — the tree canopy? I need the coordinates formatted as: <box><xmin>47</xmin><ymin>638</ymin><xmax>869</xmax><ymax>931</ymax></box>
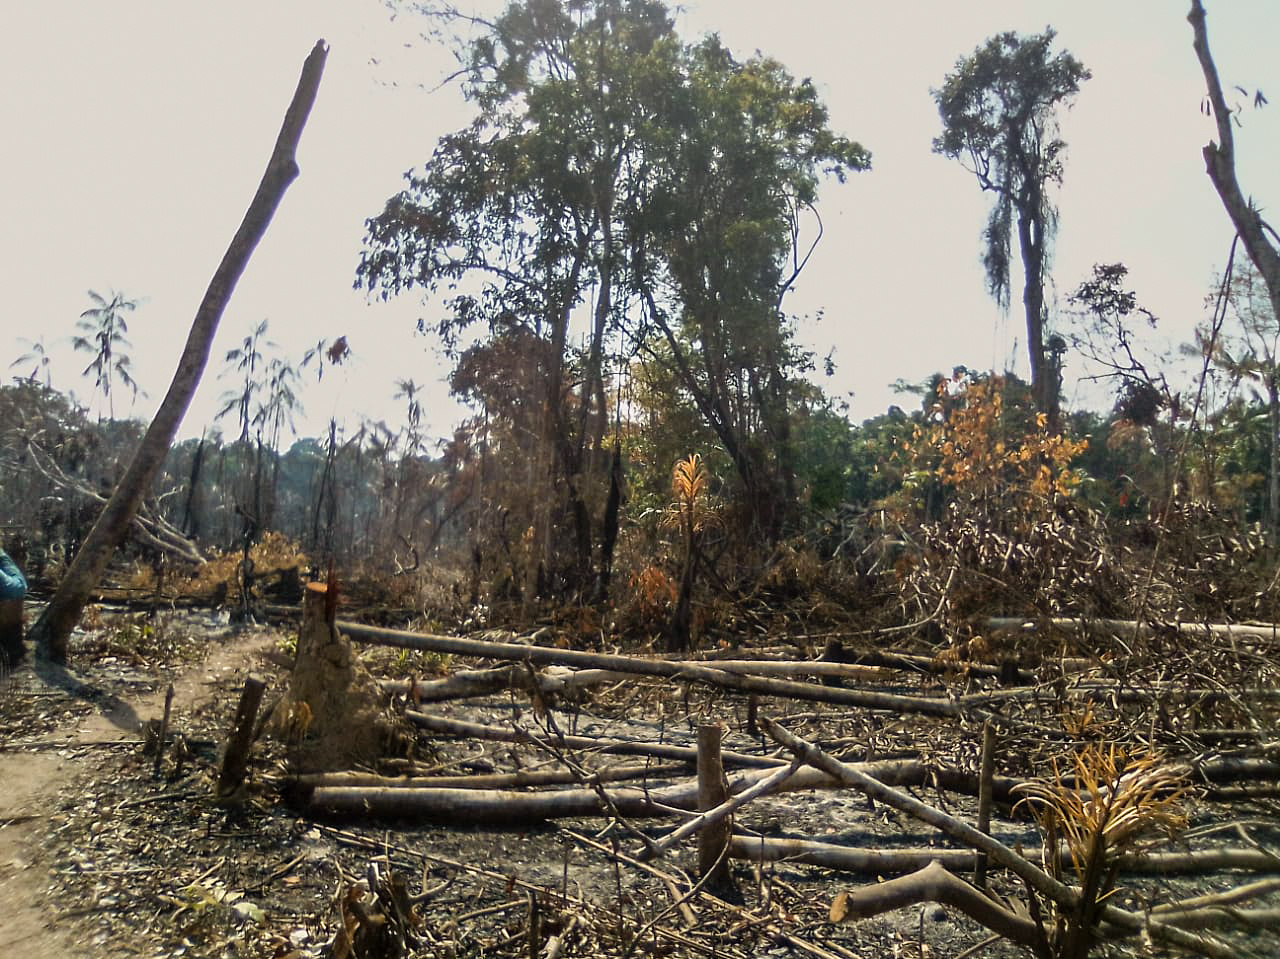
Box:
<box><xmin>358</xmin><ymin>0</ymin><xmax>868</xmax><ymax>591</ymax></box>
<box><xmin>933</xmin><ymin>29</ymin><xmax>1088</xmax><ymax>422</ymax></box>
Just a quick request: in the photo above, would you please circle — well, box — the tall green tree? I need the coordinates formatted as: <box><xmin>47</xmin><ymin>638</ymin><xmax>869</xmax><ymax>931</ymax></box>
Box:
<box><xmin>361</xmin><ymin>0</ymin><xmax>680</xmax><ymax>593</ymax></box>
<box><xmin>73</xmin><ymin>289</ymin><xmax>144</xmax><ymax>420</ymax></box>
<box><xmin>933</xmin><ymin>30</ymin><xmax>1088</xmax><ymax>423</ymax></box>
<box><xmin>360</xmin><ymin>1</ymin><xmax>866</xmax><ymax>577</ymax></box>
<box><xmin>631</xmin><ymin>36</ymin><xmax>868</xmax><ymax>537</ymax></box>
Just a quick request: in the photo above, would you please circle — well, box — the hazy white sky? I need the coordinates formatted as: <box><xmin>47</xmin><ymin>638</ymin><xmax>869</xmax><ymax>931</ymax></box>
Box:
<box><xmin>1</xmin><ymin>1</ymin><xmax>1276</xmax><ymax>444</ymax></box>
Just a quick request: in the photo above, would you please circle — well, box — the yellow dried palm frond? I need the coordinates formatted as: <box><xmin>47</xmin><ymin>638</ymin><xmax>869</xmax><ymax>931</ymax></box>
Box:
<box><xmin>672</xmin><ymin>453</ymin><xmax>710</xmax><ymax>502</ymax></box>
<box><xmin>660</xmin><ymin>453</ymin><xmax>721</xmax><ymax>533</ymax></box>
<box><xmin>1014</xmin><ymin>745</ymin><xmax>1189</xmax><ymax>883</ymax></box>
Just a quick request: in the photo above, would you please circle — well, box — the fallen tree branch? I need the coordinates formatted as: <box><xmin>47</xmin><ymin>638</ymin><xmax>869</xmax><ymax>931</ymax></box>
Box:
<box><xmin>304</xmin><ymin>752</ymin><xmax>1011</xmax><ymax>823</ymax></box>
<box><xmin>406</xmin><ymin>710</ymin><xmax>788</xmax><ymax>769</ymax></box>
<box><xmin>760</xmin><ymin>715</ymin><xmax>1235</xmax><ymax>958</ymax></box>
<box><xmin>1157</xmin><ymin>876</ymin><xmax>1280</xmax><ymax>914</ymax></box>
<box><xmin>23</xmin><ymin>440</ymin><xmax>205</xmax><ymax>566</ymax></box>
<box><xmin>381</xmin><ymin>665</ymin><xmax>633</xmax><ymax>703</ymax></box>
<box><xmin>340</xmin><ymin>620</ymin><xmax>959</xmax><ymax>718</ymax></box>
<box><xmin>290</xmin><ymin>761</ymin><xmax>689</xmax><ymax>792</ymax></box>
<box><xmin>830</xmin><ymin>859</ymin><xmax>1043</xmax><ymax>949</ymax></box>
<box><xmin>987</xmin><ymin>615</ymin><xmax>1280</xmax><ymax>647</ymax></box>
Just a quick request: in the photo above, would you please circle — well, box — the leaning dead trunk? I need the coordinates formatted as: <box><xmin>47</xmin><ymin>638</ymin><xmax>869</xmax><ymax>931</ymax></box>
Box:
<box><xmin>30</xmin><ymin>40</ymin><xmax>328</xmax><ymax>662</ymax></box>
<box><xmin>1189</xmin><ymin>2</ymin><xmax>1280</xmax><ymax>348</ymax></box>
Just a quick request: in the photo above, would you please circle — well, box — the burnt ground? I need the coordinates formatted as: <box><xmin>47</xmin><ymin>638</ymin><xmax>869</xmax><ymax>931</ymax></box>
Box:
<box><xmin>0</xmin><ymin>605</ymin><xmax>1277</xmax><ymax>958</ymax></box>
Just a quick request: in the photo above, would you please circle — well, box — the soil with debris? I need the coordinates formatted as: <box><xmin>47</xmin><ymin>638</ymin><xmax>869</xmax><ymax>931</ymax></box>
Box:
<box><xmin>0</xmin><ymin>605</ymin><xmax>1276</xmax><ymax>959</ymax></box>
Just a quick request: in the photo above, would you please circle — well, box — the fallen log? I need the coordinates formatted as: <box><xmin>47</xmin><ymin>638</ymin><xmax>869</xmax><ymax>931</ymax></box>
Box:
<box><xmin>339</xmin><ymin>620</ymin><xmax>959</xmax><ymax>718</ymax></box>
<box><xmin>382</xmin><ymin>659</ymin><xmax>890</xmax><ymax>706</ymax></box>
<box><xmin>406</xmin><ymin>710</ymin><xmax>788</xmax><ymax>769</ymax></box>
<box><xmin>305</xmin><ymin>755</ymin><xmax>1021</xmax><ymax>822</ymax></box>
<box><xmin>987</xmin><ymin>615</ymin><xmax>1280</xmax><ymax>646</ymax></box>
<box><xmin>290</xmin><ymin>762</ymin><xmax>690</xmax><ymax>792</ymax></box>
<box><xmin>829</xmin><ymin>860</ymin><xmax>1042</xmax><ymax>949</ymax></box>
<box><xmin>731</xmin><ymin>836</ymin><xmax>1280</xmax><ymax>877</ymax></box>
<box><xmin>761</xmin><ymin>716</ymin><xmax>1234</xmax><ymax>959</ymax></box>
<box><xmin>380</xmin><ymin>665</ymin><xmax>633</xmax><ymax>704</ymax></box>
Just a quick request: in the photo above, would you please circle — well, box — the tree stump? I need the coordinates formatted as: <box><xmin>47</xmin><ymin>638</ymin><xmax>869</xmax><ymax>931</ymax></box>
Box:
<box><xmin>272</xmin><ymin>582</ymin><xmax>412</xmax><ymax>772</ymax></box>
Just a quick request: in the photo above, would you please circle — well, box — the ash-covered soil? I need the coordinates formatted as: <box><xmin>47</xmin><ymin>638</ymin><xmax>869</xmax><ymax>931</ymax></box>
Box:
<box><xmin>1</xmin><ymin>606</ymin><xmax>1277</xmax><ymax>958</ymax></box>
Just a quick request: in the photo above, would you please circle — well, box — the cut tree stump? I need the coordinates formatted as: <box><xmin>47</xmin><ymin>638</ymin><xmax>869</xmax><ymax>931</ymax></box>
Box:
<box><xmin>697</xmin><ymin>723</ymin><xmax>736</xmax><ymax>893</ymax></box>
<box><xmin>271</xmin><ymin>582</ymin><xmax>412</xmax><ymax>773</ymax></box>
<box><xmin>217</xmin><ymin>677</ymin><xmax>266</xmax><ymax>802</ymax></box>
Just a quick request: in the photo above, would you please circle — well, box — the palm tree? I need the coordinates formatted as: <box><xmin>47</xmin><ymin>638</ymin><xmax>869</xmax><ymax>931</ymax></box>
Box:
<box><xmin>10</xmin><ymin>336</ymin><xmax>53</xmax><ymax>387</ymax></box>
<box><xmin>217</xmin><ymin>319</ymin><xmax>272</xmax><ymax>443</ymax></box>
<box><xmin>393</xmin><ymin>378</ymin><xmax>423</xmax><ymax>455</ymax></box>
<box><xmin>660</xmin><ymin>453</ymin><xmax>721</xmax><ymax>650</ymax></box>
<box><xmin>72</xmin><ymin>289</ymin><xmax>144</xmax><ymax>420</ymax></box>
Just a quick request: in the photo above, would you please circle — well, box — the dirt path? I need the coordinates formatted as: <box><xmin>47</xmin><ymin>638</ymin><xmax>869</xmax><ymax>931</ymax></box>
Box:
<box><xmin>0</xmin><ymin>627</ymin><xmax>277</xmax><ymax>957</ymax></box>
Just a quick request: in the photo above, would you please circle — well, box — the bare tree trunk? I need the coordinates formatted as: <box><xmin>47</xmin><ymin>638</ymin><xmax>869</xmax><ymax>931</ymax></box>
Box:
<box><xmin>30</xmin><ymin>41</ymin><xmax>328</xmax><ymax>661</ymax></box>
<box><xmin>1017</xmin><ymin>205</ymin><xmax>1051</xmax><ymax>423</ymax></box>
<box><xmin>1189</xmin><ymin>2</ymin><xmax>1280</xmax><ymax>344</ymax></box>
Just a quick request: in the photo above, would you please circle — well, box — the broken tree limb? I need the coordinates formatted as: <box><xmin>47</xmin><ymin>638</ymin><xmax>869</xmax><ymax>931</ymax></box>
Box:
<box><xmin>761</xmin><ymin>716</ymin><xmax>1235</xmax><ymax>958</ymax></box>
<box><xmin>831</xmin><ymin>859</ymin><xmax>1042</xmax><ymax>950</ymax></box>
<box><xmin>290</xmin><ymin>762</ymin><xmax>691</xmax><ymax>792</ymax></box>
<box><xmin>21</xmin><ymin>440</ymin><xmax>205</xmax><ymax>566</ymax></box>
<box><xmin>405</xmin><ymin>710</ymin><xmax>789</xmax><ymax>769</ymax></box>
<box><xmin>1154</xmin><ymin>877</ymin><xmax>1280</xmax><ymax>917</ymax></box>
<box><xmin>380</xmin><ymin>665</ymin><xmax>633</xmax><ymax>704</ymax></box>
<box><xmin>382</xmin><ymin>659</ymin><xmax>890</xmax><ymax>706</ymax></box>
<box><xmin>340</xmin><ymin>620</ymin><xmax>958</xmax><ymax>718</ymax></box>
<box><xmin>404</xmin><ymin>711</ymin><xmax>1074</xmax><ymax>801</ymax></box>
<box><xmin>1187</xmin><ymin>0</ymin><xmax>1280</xmax><ymax>323</ymax></box>
<box><xmin>304</xmin><ymin>753</ymin><xmax>1013</xmax><ymax>824</ymax></box>
<box><xmin>308</xmin><ymin>782</ymin><xmax>699</xmax><ymax>823</ymax></box>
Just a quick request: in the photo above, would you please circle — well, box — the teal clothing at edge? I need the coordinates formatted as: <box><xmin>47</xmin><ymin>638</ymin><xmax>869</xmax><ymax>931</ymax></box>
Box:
<box><xmin>0</xmin><ymin>550</ymin><xmax>26</xmax><ymax>601</ymax></box>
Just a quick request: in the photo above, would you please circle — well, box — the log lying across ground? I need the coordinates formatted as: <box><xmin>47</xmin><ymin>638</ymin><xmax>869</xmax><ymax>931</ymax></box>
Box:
<box><xmin>732</xmin><ymin>836</ymin><xmax>1280</xmax><ymax>877</ymax></box>
<box><xmin>339</xmin><ymin>620</ymin><xmax>958</xmax><ymax>717</ymax></box>
<box><xmin>986</xmin><ymin>615</ymin><xmax>1280</xmax><ymax>645</ymax></box>
<box><xmin>380</xmin><ymin>658</ymin><xmax>891</xmax><ymax>708</ymax></box>
<box><xmin>350</xmin><ymin>620</ymin><xmax>1280</xmax><ymax>724</ymax></box>
<box><xmin>404</xmin><ymin>710</ymin><xmax>791</xmax><ymax>770</ymax></box>
<box><xmin>305</xmin><ymin>755</ymin><xmax>1008</xmax><ymax>822</ymax></box>
<box><xmin>303</xmin><ymin>728</ymin><xmax>1280</xmax><ymax>823</ymax></box>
